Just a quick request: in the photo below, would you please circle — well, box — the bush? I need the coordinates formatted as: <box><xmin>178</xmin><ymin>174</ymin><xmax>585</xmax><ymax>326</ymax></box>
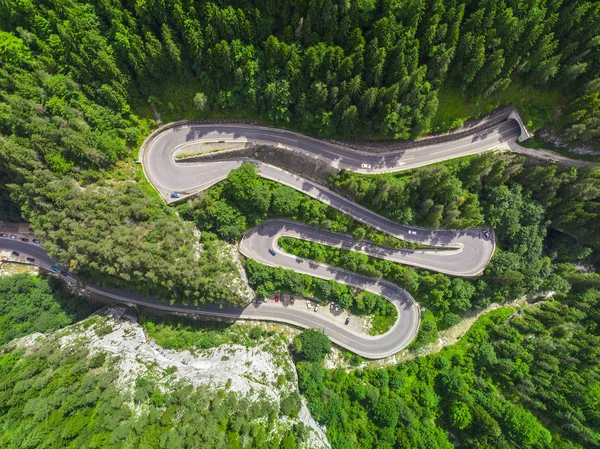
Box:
<box><xmin>292</xmin><ymin>329</ymin><xmax>332</xmax><ymax>362</ymax></box>
<box><xmin>280</xmin><ymin>393</ymin><xmax>302</xmax><ymax>417</ymax></box>
<box><xmin>248</xmin><ymin>327</ymin><xmax>263</xmax><ymax>340</ymax></box>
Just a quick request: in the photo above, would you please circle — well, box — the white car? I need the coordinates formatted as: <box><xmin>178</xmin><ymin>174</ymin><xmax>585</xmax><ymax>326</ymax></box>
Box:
<box><xmin>408</xmin><ymin>230</ymin><xmax>417</xmax><ymax>235</ymax></box>
<box><xmin>306</xmin><ymin>300</ymin><xmax>312</xmax><ymax>309</ymax></box>
<box><xmin>361</xmin><ymin>163</ymin><xmax>372</xmax><ymax>169</ymax></box>
<box><xmin>314</xmin><ymin>305</ymin><xmax>319</xmax><ymax>312</ymax></box>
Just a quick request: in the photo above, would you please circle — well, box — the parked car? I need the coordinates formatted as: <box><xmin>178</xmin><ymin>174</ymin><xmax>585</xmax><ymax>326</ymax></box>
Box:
<box><xmin>21</xmin><ymin>238</ymin><xmax>29</xmax><ymax>242</ymax></box>
<box><xmin>314</xmin><ymin>305</ymin><xmax>319</xmax><ymax>312</ymax></box>
<box><xmin>483</xmin><ymin>230</ymin><xmax>490</xmax><ymax>238</ymax></box>
<box><xmin>26</xmin><ymin>257</ymin><xmax>35</xmax><ymax>262</ymax></box>
<box><xmin>263</xmin><ymin>297</ymin><xmax>268</xmax><ymax>302</ymax></box>
<box><xmin>11</xmin><ymin>251</ymin><xmax>19</xmax><ymax>257</ymax></box>
<box><xmin>345</xmin><ymin>318</ymin><xmax>350</xmax><ymax>325</ymax></box>
<box><xmin>268</xmin><ymin>248</ymin><xmax>276</xmax><ymax>256</ymax></box>
<box><xmin>290</xmin><ymin>296</ymin><xmax>295</xmax><ymax>304</ymax></box>
<box><xmin>254</xmin><ymin>299</ymin><xmax>262</xmax><ymax>305</ymax></box>
<box><xmin>306</xmin><ymin>300</ymin><xmax>312</xmax><ymax>309</ymax></box>
<box><xmin>50</xmin><ymin>266</ymin><xmax>58</xmax><ymax>272</ymax></box>
<box><xmin>0</xmin><ymin>233</ymin><xmax>7</xmax><ymax>237</ymax></box>
<box><xmin>274</xmin><ymin>295</ymin><xmax>279</xmax><ymax>302</ymax></box>
<box><xmin>330</xmin><ymin>303</ymin><xmax>335</xmax><ymax>310</ymax></box>
<box><xmin>360</xmin><ymin>163</ymin><xmax>372</xmax><ymax>169</ymax></box>
<box><xmin>408</xmin><ymin>229</ymin><xmax>417</xmax><ymax>235</ymax></box>
<box><xmin>170</xmin><ymin>192</ymin><xmax>181</xmax><ymax>199</ymax></box>
<box><xmin>10</xmin><ymin>235</ymin><xmax>16</xmax><ymax>239</ymax></box>
<box><xmin>60</xmin><ymin>271</ymin><xmax>69</xmax><ymax>277</ymax></box>
<box><xmin>335</xmin><ymin>305</ymin><xmax>340</xmax><ymax>312</ymax></box>
<box><xmin>33</xmin><ymin>239</ymin><xmax>40</xmax><ymax>244</ymax></box>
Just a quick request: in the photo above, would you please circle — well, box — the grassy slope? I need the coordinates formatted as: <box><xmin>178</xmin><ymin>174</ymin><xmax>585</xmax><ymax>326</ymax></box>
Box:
<box><xmin>431</xmin><ymin>80</ymin><xmax>562</xmax><ymax>133</ymax></box>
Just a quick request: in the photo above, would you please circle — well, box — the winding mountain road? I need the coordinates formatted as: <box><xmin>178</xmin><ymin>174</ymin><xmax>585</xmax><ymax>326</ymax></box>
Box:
<box><xmin>1</xmin><ymin>119</ymin><xmax>523</xmax><ymax>358</ymax></box>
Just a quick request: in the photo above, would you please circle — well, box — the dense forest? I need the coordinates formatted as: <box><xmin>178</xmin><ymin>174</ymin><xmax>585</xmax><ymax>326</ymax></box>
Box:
<box><xmin>0</xmin><ymin>274</ymin><xmax>309</xmax><ymax>449</ymax></box>
<box><xmin>1</xmin><ymin>0</ymin><xmax>599</xmax><ymax>305</ymax></box>
<box><xmin>0</xmin><ymin>274</ymin><xmax>98</xmax><ymax>344</ymax></box>
<box><xmin>1</xmin><ymin>0</ymin><xmax>600</xmax><ymax>448</ymax></box>
<box><xmin>195</xmin><ymin>155</ymin><xmax>598</xmax><ymax>346</ymax></box>
<box><xmin>297</xmin><ymin>277</ymin><xmax>600</xmax><ymax>448</ymax></box>
<box><xmin>2</xmin><ymin>0</ymin><xmax>599</xmax><ymax>141</ymax></box>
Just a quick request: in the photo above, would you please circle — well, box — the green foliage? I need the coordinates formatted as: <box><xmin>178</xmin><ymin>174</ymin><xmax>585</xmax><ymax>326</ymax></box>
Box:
<box><xmin>299</xmin><ymin>286</ymin><xmax>600</xmax><ymax>448</ymax></box>
<box><xmin>245</xmin><ymin>259</ymin><xmax>394</xmax><ymax>332</ymax></box>
<box><xmin>330</xmin><ymin>164</ymin><xmax>484</xmax><ymax>229</ymax></box>
<box><xmin>184</xmin><ymin>163</ymin><xmax>416</xmax><ymax>250</ymax></box>
<box><xmin>3</xmin><ymin>0</ymin><xmax>591</xmax><ymax>143</ymax></box>
<box><xmin>0</xmin><ymin>274</ymin><xmax>97</xmax><ymax>344</ymax></box>
<box><xmin>0</xmin><ymin>337</ymin><xmax>304</xmax><ymax>448</ymax></box>
<box><xmin>13</xmin><ymin>179</ymin><xmax>246</xmax><ymax>306</ymax></box>
<box><xmin>328</xmin><ymin>153</ymin><xmax>600</xmax><ymax>331</ymax></box>
<box><xmin>281</xmin><ymin>392</ymin><xmax>302</xmax><ymax>418</ymax></box>
<box><xmin>432</xmin><ymin>82</ymin><xmax>561</xmax><ymax>133</ymax></box>
<box><xmin>292</xmin><ymin>329</ymin><xmax>332</xmax><ymax>362</ymax></box>
<box><xmin>0</xmin><ymin>189</ymin><xmax>21</xmax><ymax>221</ymax></box>
<box><xmin>141</xmin><ymin>316</ymin><xmax>269</xmax><ymax>351</ymax></box>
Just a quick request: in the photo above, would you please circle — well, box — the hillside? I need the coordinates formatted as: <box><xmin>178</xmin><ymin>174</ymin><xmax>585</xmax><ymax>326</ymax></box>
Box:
<box><xmin>0</xmin><ymin>305</ymin><xmax>329</xmax><ymax>449</ymax></box>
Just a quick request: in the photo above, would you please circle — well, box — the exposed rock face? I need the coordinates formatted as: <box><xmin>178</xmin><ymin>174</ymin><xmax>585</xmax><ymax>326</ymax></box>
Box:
<box><xmin>14</xmin><ymin>308</ymin><xmax>330</xmax><ymax>449</ymax></box>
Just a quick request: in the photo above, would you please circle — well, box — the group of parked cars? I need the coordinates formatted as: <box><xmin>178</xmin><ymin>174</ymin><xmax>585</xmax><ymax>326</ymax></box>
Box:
<box><xmin>1</xmin><ymin>234</ymin><xmax>42</xmax><ymax>263</ymax></box>
<box><xmin>255</xmin><ymin>294</ymin><xmax>351</xmax><ymax>325</ymax></box>
<box><xmin>1</xmin><ymin>233</ymin><xmax>40</xmax><ymax>244</ymax></box>
<box><xmin>1</xmin><ymin>233</ymin><xmax>69</xmax><ymax>276</ymax></box>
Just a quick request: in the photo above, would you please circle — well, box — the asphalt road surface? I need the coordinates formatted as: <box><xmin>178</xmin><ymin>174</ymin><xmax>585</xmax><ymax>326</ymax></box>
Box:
<box><xmin>0</xmin><ymin>237</ymin><xmax>416</xmax><ymax>358</ymax></box>
<box><xmin>139</xmin><ymin>121</ymin><xmax>514</xmax><ymax>356</ymax></box>
<box><xmin>1</xmin><ymin>120</ymin><xmax>517</xmax><ymax>358</ymax></box>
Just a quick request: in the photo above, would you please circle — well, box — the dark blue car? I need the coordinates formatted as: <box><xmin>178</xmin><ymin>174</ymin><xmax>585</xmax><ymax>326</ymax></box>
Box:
<box><xmin>268</xmin><ymin>248</ymin><xmax>276</xmax><ymax>256</ymax></box>
<box><xmin>170</xmin><ymin>192</ymin><xmax>181</xmax><ymax>199</ymax></box>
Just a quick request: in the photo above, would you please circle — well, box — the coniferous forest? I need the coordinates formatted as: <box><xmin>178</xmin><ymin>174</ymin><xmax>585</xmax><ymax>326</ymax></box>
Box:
<box><xmin>1</xmin><ymin>0</ymin><xmax>599</xmax><ymax>302</ymax></box>
<box><xmin>1</xmin><ymin>1</ymin><xmax>600</xmax><ymax>448</ymax></box>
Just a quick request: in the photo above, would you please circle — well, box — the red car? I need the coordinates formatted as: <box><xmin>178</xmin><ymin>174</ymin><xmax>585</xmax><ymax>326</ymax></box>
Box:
<box><xmin>274</xmin><ymin>295</ymin><xmax>279</xmax><ymax>302</ymax></box>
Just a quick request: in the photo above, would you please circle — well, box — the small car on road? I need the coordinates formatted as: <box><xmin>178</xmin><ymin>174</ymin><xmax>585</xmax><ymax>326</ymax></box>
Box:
<box><xmin>268</xmin><ymin>248</ymin><xmax>276</xmax><ymax>256</ymax></box>
<box><xmin>10</xmin><ymin>235</ymin><xmax>16</xmax><ymax>239</ymax></box>
<box><xmin>254</xmin><ymin>299</ymin><xmax>262</xmax><ymax>305</ymax></box>
<box><xmin>483</xmin><ymin>230</ymin><xmax>490</xmax><ymax>238</ymax></box>
<box><xmin>344</xmin><ymin>318</ymin><xmax>350</xmax><ymax>325</ymax></box>
<box><xmin>330</xmin><ymin>303</ymin><xmax>335</xmax><ymax>311</ymax></box>
<box><xmin>274</xmin><ymin>295</ymin><xmax>279</xmax><ymax>302</ymax></box>
<box><xmin>360</xmin><ymin>163</ymin><xmax>372</xmax><ymax>169</ymax></box>
<box><xmin>11</xmin><ymin>251</ymin><xmax>19</xmax><ymax>257</ymax></box>
<box><xmin>306</xmin><ymin>300</ymin><xmax>311</xmax><ymax>309</ymax></box>
<box><xmin>26</xmin><ymin>257</ymin><xmax>35</xmax><ymax>262</ymax></box>
<box><xmin>170</xmin><ymin>192</ymin><xmax>181</xmax><ymax>199</ymax></box>
<box><xmin>21</xmin><ymin>238</ymin><xmax>29</xmax><ymax>242</ymax></box>
<box><xmin>33</xmin><ymin>239</ymin><xmax>41</xmax><ymax>244</ymax></box>
<box><xmin>0</xmin><ymin>233</ymin><xmax>7</xmax><ymax>237</ymax></box>
<box><xmin>50</xmin><ymin>266</ymin><xmax>58</xmax><ymax>272</ymax></box>
<box><xmin>408</xmin><ymin>230</ymin><xmax>417</xmax><ymax>235</ymax></box>
<box><xmin>314</xmin><ymin>305</ymin><xmax>319</xmax><ymax>312</ymax></box>
<box><xmin>290</xmin><ymin>296</ymin><xmax>295</xmax><ymax>304</ymax></box>
<box><xmin>60</xmin><ymin>271</ymin><xmax>69</xmax><ymax>277</ymax></box>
